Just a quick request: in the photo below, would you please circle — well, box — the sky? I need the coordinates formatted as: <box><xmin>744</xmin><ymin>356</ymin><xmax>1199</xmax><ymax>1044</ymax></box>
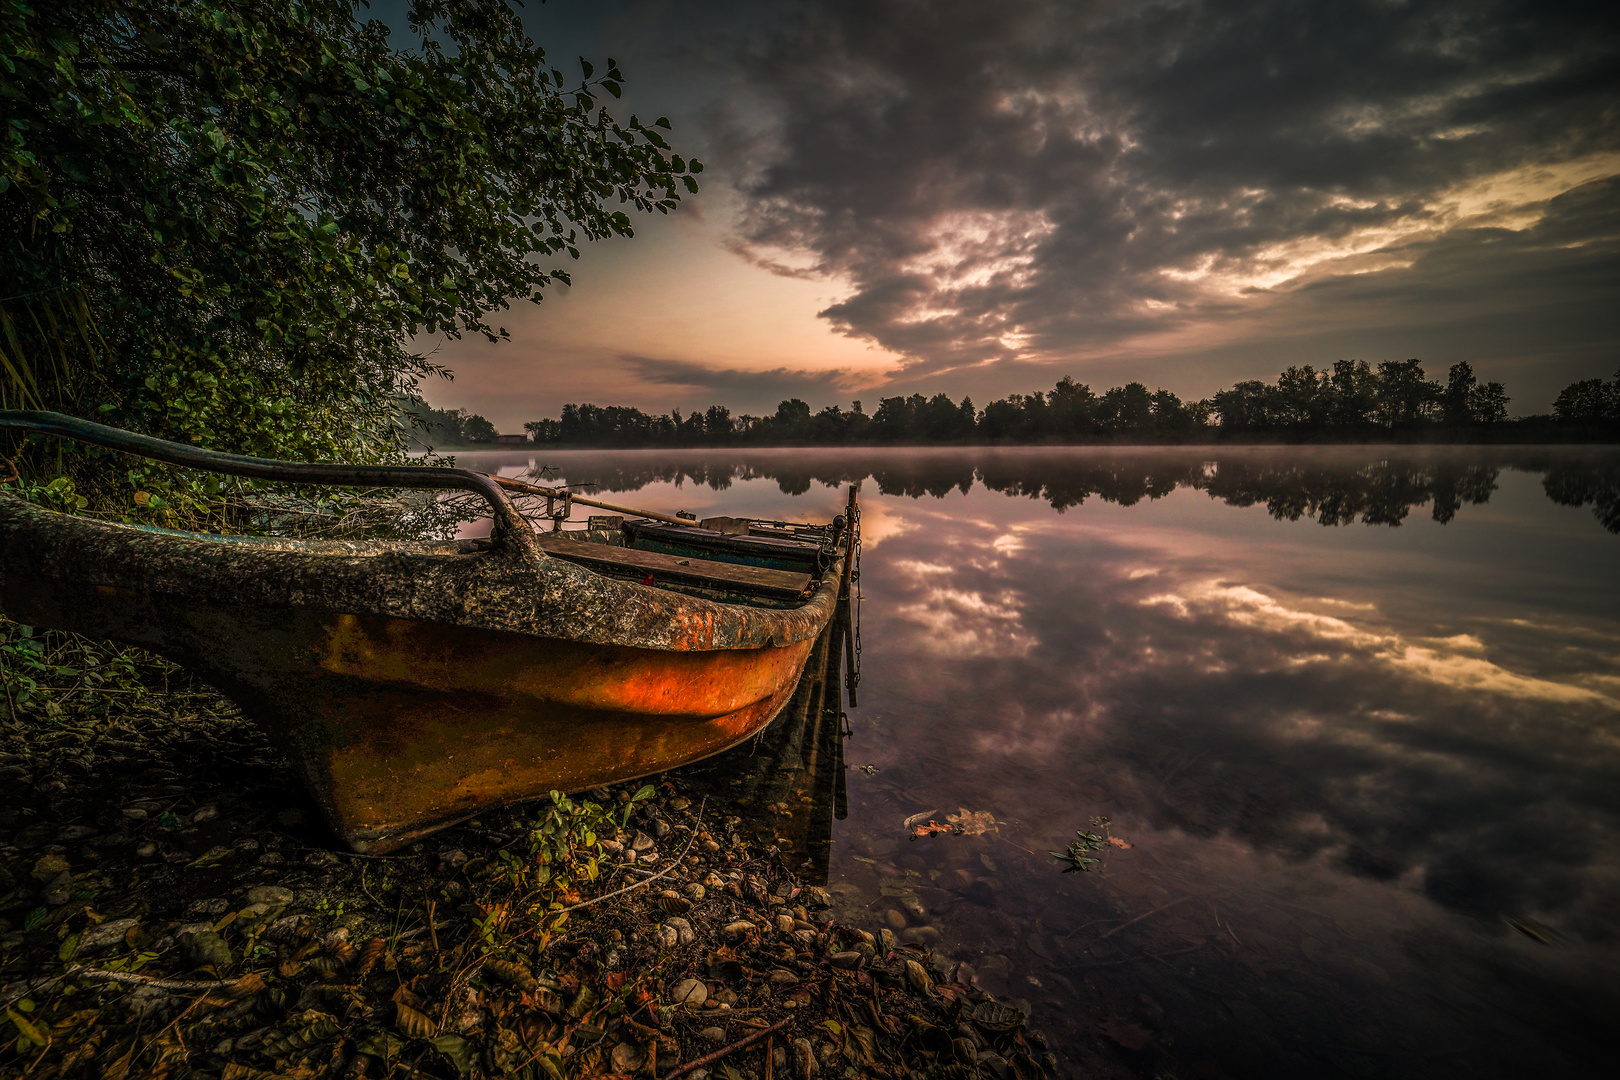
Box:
<box><xmin>397</xmin><ymin>0</ymin><xmax>1620</xmax><ymax>429</ymax></box>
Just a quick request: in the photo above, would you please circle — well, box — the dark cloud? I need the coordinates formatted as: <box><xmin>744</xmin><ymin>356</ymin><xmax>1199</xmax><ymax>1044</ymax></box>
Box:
<box><xmin>619</xmin><ymin>354</ymin><xmax>863</xmax><ymax>414</ymax></box>
<box><xmin>719</xmin><ymin>0</ymin><xmax>1620</xmax><ymax>383</ymax></box>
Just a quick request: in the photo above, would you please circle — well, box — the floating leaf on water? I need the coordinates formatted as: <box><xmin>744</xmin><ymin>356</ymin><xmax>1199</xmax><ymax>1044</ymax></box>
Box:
<box><xmin>858</xmin><ymin>764</ymin><xmax>879</xmax><ymax>775</ymax></box>
<box><xmin>945</xmin><ymin>809</ymin><xmax>997</xmax><ymax>836</ymax></box>
<box><xmin>901</xmin><ymin>810</ymin><xmax>939</xmax><ymax>829</ymax></box>
<box><xmin>1097</xmin><ymin>1013</ymin><xmax>1153</xmax><ymax>1051</ymax></box>
<box><xmin>1108</xmin><ymin>836</ymin><xmax>1133</xmax><ymax>849</ymax></box>
<box><xmin>909</xmin><ymin>820</ymin><xmax>959</xmax><ymax>839</ymax></box>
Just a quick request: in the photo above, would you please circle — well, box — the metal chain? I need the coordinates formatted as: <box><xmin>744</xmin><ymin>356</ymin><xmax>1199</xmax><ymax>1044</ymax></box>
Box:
<box><xmin>846</xmin><ymin>498</ymin><xmax>862</xmax><ymax>701</ymax></box>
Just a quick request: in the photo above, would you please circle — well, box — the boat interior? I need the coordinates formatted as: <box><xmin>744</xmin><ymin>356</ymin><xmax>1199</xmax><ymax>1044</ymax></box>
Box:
<box><xmin>462</xmin><ymin>515</ymin><xmax>844</xmax><ymax>608</ymax></box>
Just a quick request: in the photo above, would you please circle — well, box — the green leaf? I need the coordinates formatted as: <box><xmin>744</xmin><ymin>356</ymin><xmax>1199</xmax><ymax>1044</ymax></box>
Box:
<box><xmin>431</xmin><ymin>1033</ymin><xmax>474</xmax><ymax>1075</ymax></box>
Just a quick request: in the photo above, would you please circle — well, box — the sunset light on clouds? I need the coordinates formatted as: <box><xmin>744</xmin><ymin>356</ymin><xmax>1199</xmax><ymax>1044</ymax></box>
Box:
<box><xmin>403</xmin><ymin>0</ymin><xmax>1620</xmax><ymax>430</ymax></box>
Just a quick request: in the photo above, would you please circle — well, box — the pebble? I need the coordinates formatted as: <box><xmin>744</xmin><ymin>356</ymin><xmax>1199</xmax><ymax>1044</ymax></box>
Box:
<box><xmin>721</xmin><ymin>920</ymin><xmax>755</xmax><ymax>943</ymax></box>
<box><xmin>878</xmin><ymin>928</ymin><xmax>897</xmax><ymax>953</ymax></box>
<box><xmin>630</xmin><ymin>830</ymin><xmax>655</xmax><ymax>852</ymax></box>
<box><xmin>701</xmin><ymin>840</ymin><xmax>721</xmax><ymax>854</ymax></box>
<box><xmin>120</xmin><ymin>808</ymin><xmax>148</xmax><ymax>821</ymax></box>
<box><xmin>78</xmin><ymin>917</ymin><xmax>138</xmax><ymax>954</ymax></box>
<box><xmin>664</xmin><ymin>917</ymin><xmax>696</xmax><ymax>946</ymax></box>
<box><xmin>245</xmin><ymin>885</ymin><xmax>294</xmax><ymax>906</ymax></box>
<box><xmin>683</xmin><ymin>883</ymin><xmax>706</xmax><ymax>901</ymax></box>
<box><xmin>610</xmin><ymin>1042</ymin><xmax>645</xmax><ymax>1073</ymax></box>
<box><xmin>180</xmin><ymin>929</ymin><xmax>233</xmax><ymax>968</ymax></box>
<box><xmin>790</xmin><ymin>1037</ymin><xmax>818</xmax><ymax>1079</ymax></box>
<box><xmin>828</xmin><ymin>950</ymin><xmax>863</xmax><ymax>969</ymax></box>
<box><xmin>258</xmin><ymin>852</ymin><xmax>285</xmax><ymax>866</ymax></box>
<box><xmin>770</xmin><ymin>969</ymin><xmax>800</xmax><ymax>986</ymax></box>
<box><xmin>884</xmin><ymin>908</ymin><xmax>907</xmax><ymax>931</ymax></box>
<box><xmin>186</xmin><ymin>897</ymin><xmax>230</xmax><ymax>917</ymax></box>
<box><xmin>700</xmin><ymin>1026</ymin><xmax>727</xmax><ymax>1044</ymax></box>
<box><xmin>670</xmin><ymin>978</ymin><xmax>708</xmax><ymax>1007</ymax></box>
<box><xmin>775</xmin><ymin>913</ymin><xmax>796</xmax><ymax>934</ymax></box>
<box><xmin>902</xmin><ymin>926</ymin><xmax>943</xmax><ymax>946</ymax></box>
<box><xmin>905</xmin><ymin>959</ymin><xmax>934</xmax><ymax>995</ymax></box>
<box><xmin>42</xmin><ymin>871</ymin><xmax>71</xmax><ymax>906</ymax></box>
<box><xmin>655</xmin><ymin>924</ymin><xmax>680</xmax><ymax>948</ymax></box>
<box><xmin>191</xmin><ymin>804</ymin><xmax>218</xmax><ymax>824</ymax></box>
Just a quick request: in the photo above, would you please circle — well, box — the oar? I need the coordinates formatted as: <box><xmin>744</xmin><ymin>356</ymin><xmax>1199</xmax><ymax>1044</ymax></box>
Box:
<box><xmin>489</xmin><ymin>475</ymin><xmax>693</xmax><ymax>527</ymax></box>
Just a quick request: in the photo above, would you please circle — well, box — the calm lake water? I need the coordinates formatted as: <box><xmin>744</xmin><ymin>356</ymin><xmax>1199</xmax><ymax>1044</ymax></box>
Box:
<box><xmin>459</xmin><ymin>445</ymin><xmax>1620</xmax><ymax>1080</ymax></box>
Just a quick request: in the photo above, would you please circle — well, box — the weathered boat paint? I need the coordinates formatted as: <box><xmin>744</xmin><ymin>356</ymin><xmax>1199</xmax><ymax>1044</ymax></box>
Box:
<box><xmin>0</xmin><ymin>490</ymin><xmax>843</xmax><ymax>851</ymax></box>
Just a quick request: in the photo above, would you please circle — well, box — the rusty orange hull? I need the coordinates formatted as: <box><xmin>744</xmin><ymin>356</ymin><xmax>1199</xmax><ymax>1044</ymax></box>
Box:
<box><xmin>0</xmin><ymin>492</ymin><xmax>843</xmax><ymax>852</ymax></box>
<box><xmin>311</xmin><ymin>614</ymin><xmax>818</xmax><ymax>850</ymax></box>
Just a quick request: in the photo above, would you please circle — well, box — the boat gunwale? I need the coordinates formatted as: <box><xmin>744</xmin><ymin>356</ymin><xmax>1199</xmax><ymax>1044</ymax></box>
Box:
<box><xmin>0</xmin><ymin>491</ymin><xmax>841</xmax><ymax>652</ymax></box>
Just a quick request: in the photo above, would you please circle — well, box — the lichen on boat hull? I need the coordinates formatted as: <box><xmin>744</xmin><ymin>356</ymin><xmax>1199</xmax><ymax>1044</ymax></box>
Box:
<box><xmin>0</xmin><ymin>493</ymin><xmax>840</xmax><ymax>851</ymax></box>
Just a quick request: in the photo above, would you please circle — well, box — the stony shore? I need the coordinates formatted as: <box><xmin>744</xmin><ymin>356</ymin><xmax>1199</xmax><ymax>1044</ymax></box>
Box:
<box><xmin>0</xmin><ymin>633</ymin><xmax>1052</xmax><ymax>1080</ymax></box>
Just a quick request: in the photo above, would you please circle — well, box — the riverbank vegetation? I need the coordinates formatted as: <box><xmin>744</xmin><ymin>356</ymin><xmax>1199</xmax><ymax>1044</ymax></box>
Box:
<box><xmin>443</xmin><ymin>363</ymin><xmax>1620</xmax><ymax>449</ymax></box>
<box><xmin>1</xmin><ymin>0</ymin><xmax>699</xmax><ymax>516</ymax></box>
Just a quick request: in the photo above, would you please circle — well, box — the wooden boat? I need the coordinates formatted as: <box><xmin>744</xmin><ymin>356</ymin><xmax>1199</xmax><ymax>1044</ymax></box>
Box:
<box><xmin>677</xmin><ymin>612</ymin><xmax>850</xmax><ymax>885</ymax></box>
<box><xmin>0</xmin><ymin>411</ymin><xmax>855</xmax><ymax>852</ymax></box>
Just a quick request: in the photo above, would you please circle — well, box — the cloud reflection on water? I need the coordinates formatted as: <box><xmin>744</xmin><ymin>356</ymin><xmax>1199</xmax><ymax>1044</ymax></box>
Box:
<box><xmin>857</xmin><ymin>482</ymin><xmax>1620</xmax><ymax>943</ymax></box>
<box><xmin>451</xmin><ymin>444</ymin><xmax>1620</xmax><ymax>1073</ymax></box>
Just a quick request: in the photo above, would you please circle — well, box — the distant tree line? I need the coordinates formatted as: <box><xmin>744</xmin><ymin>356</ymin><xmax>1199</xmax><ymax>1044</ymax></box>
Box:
<box><xmin>412</xmin><ymin>361</ymin><xmax>1620</xmax><ymax>447</ymax></box>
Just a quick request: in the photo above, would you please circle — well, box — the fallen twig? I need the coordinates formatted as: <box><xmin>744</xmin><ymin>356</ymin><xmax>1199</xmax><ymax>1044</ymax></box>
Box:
<box><xmin>1099</xmin><ymin>895</ymin><xmax>1192</xmax><ymax>939</ymax></box>
<box><xmin>64</xmin><ymin>966</ymin><xmax>264</xmax><ymax>995</ymax></box>
<box><xmin>664</xmin><ymin>1018</ymin><xmax>792</xmax><ymax>1080</ymax></box>
<box><xmin>553</xmin><ymin>798</ymin><xmax>706</xmax><ymax>916</ymax></box>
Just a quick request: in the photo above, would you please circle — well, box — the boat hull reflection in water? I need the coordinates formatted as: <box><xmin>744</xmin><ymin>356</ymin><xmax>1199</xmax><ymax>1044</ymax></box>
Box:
<box><xmin>676</xmin><ymin>611</ymin><xmax>852</xmax><ymax>886</ymax></box>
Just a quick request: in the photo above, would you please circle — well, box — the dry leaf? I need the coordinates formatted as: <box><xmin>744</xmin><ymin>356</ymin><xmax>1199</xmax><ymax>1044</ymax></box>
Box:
<box><xmin>945</xmin><ymin>809</ymin><xmax>997</xmax><ymax>836</ymax></box>
<box><xmin>1108</xmin><ymin>836</ymin><xmax>1132</xmax><ymax>849</ymax></box>
<box><xmin>396</xmin><ymin>1000</ymin><xmax>438</xmax><ymax>1039</ymax></box>
<box><xmin>910</xmin><ymin>820</ymin><xmax>958</xmax><ymax>838</ymax></box>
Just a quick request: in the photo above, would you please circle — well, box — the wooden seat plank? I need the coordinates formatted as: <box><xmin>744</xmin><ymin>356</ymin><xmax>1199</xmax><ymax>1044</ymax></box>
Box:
<box><xmin>536</xmin><ymin>534</ymin><xmax>813</xmax><ymax>598</ymax></box>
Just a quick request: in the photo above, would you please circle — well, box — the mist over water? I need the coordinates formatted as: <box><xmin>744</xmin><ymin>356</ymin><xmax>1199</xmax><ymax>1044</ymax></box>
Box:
<box><xmin>460</xmin><ymin>445</ymin><xmax>1620</xmax><ymax>1078</ymax></box>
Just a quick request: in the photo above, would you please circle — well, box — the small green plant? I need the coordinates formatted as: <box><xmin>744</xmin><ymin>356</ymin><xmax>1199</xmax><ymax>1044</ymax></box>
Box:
<box><xmin>1052</xmin><ymin>827</ymin><xmax>1107</xmax><ymax>873</ymax></box>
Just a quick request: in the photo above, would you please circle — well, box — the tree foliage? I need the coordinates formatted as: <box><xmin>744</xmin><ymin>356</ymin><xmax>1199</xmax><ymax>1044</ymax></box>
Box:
<box><xmin>0</xmin><ymin>0</ymin><xmax>698</xmax><ymax>496</ymax></box>
<box><xmin>1552</xmin><ymin>369</ymin><xmax>1620</xmax><ymax>425</ymax></box>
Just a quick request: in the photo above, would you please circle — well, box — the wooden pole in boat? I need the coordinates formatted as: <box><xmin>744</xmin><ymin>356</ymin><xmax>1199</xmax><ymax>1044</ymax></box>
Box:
<box><xmin>490</xmin><ymin>475</ymin><xmax>692</xmax><ymax>527</ymax></box>
<box><xmin>841</xmin><ymin>484</ymin><xmax>859</xmax><ymax>708</ymax></box>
